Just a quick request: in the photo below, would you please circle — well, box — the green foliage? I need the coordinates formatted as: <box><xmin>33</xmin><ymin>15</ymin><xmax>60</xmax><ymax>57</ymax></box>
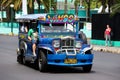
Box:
<box><xmin>1</xmin><ymin>0</ymin><xmax>56</xmax><ymax>13</ymax></box>
<box><xmin>111</xmin><ymin>2</ymin><xmax>120</xmax><ymax>16</ymax></box>
<box><xmin>1</xmin><ymin>0</ymin><xmax>120</xmax><ymax>15</ymax></box>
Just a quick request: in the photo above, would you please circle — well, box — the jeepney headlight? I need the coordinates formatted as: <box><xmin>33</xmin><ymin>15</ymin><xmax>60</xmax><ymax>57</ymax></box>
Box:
<box><xmin>52</xmin><ymin>40</ymin><xmax>60</xmax><ymax>48</ymax></box>
<box><xmin>75</xmin><ymin>41</ymin><xmax>81</xmax><ymax>48</ymax></box>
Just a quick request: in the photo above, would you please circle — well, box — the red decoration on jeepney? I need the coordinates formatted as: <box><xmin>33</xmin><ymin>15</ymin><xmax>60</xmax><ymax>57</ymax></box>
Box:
<box><xmin>68</xmin><ymin>15</ymin><xmax>74</xmax><ymax>23</ymax></box>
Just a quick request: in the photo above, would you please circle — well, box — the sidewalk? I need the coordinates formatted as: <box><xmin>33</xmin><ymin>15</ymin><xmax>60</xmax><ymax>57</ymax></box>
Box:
<box><xmin>0</xmin><ymin>27</ymin><xmax>18</xmax><ymax>35</ymax></box>
<box><xmin>92</xmin><ymin>45</ymin><xmax>120</xmax><ymax>54</ymax></box>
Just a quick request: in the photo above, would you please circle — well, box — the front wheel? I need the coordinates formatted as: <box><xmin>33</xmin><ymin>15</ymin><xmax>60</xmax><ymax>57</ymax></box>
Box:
<box><xmin>82</xmin><ymin>65</ymin><xmax>92</xmax><ymax>72</ymax></box>
<box><xmin>38</xmin><ymin>50</ymin><xmax>47</xmax><ymax>72</ymax></box>
<box><xmin>17</xmin><ymin>54</ymin><xmax>23</xmax><ymax>64</ymax></box>
<box><xmin>17</xmin><ymin>41</ymin><xmax>27</xmax><ymax>64</ymax></box>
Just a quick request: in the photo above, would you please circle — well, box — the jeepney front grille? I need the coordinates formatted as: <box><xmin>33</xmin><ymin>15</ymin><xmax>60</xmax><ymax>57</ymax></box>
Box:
<box><xmin>61</xmin><ymin>38</ymin><xmax>74</xmax><ymax>49</ymax></box>
<box><xmin>56</xmin><ymin>38</ymin><xmax>80</xmax><ymax>55</ymax></box>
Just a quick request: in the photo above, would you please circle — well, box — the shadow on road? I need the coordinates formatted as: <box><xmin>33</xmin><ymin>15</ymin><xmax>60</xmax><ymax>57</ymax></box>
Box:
<box><xmin>46</xmin><ymin>66</ymin><xmax>95</xmax><ymax>74</ymax></box>
<box><xmin>18</xmin><ymin>62</ymin><xmax>95</xmax><ymax>74</ymax></box>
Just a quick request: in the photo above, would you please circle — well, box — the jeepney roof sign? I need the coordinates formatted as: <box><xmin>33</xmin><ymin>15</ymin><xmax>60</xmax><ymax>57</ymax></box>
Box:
<box><xmin>16</xmin><ymin>14</ymin><xmax>78</xmax><ymax>23</ymax></box>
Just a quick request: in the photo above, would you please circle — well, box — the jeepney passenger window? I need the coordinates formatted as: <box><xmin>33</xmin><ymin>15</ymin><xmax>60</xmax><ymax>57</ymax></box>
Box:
<box><xmin>20</xmin><ymin>23</ymin><xmax>28</xmax><ymax>33</ymax></box>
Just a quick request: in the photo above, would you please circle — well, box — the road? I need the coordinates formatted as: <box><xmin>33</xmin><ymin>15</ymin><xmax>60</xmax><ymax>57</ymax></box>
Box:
<box><xmin>0</xmin><ymin>35</ymin><xmax>120</xmax><ymax>80</ymax></box>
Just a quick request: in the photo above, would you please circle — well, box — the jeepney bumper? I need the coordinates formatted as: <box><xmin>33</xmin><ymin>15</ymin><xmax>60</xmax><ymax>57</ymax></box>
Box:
<box><xmin>47</xmin><ymin>54</ymin><xmax>93</xmax><ymax>67</ymax></box>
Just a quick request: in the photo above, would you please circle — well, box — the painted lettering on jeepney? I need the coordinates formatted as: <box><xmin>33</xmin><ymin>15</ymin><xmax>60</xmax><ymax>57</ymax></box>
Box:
<box><xmin>63</xmin><ymin>15</ymin><xmax>68</xmax><ymax>22</ymax></box>
<box><xmin>68</xmin><ymin>15</ymin><xmax>74</xmax><ymax>23</ymax></box>
<box><xmin>46</xmin><ymin>14</ymin><xmax>75</xmax><ymax>23</ymax></box>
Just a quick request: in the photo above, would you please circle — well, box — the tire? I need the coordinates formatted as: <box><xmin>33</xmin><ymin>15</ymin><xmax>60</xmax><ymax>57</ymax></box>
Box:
<box><xmin>22</xmin><ymin>56</ymin><xmax>26</xmax><ymax>65</ymax></box>
<box><xmin>38</xmin><ymin>50</ymin><xmax>47</xmax><ymax>72</ymax></box>
<box><xmin>17</xmin><ymin>48</ymin><xmax>24</xmax><ymax>64</ymax></box>
<box><xmin>82</xmin><ymin>65</ymin><xmax>92</xmax><ymax>72</ymax></box>
<box><xmin>19</xmin><ymin>41</ymin><xmax>27</xmax><ymax>65</ymax></box>
<box><xmin>17</xmin><ymin>54</ymin><xmax>23</xmax><ymax>64</ymax></box>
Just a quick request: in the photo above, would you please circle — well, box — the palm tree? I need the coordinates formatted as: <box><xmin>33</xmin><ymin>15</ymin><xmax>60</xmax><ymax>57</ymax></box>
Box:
<box><xmin>41</xmin><ymin>0</ymin><xmax>57</xmax><ymax>13</ymax></box>
<box><xmin>111</xmin><ymin>0</ymin><xmax>120</xmax><ymax>16</ymax></box>
<box><xmin>2</xmin><ymin>0</ymin><xmax>21</xmax><ymax>11</ymax></box>
<box><xmin>52</xmin><ymin>0</ymin><xmax>57</xmax><ymax>13</ymax></box>
<box><xmin>27</xmin><ymin>0</ymin><xmax>34</xmax><ymax>14</ymax></box>
<box><xmin>74</xmin><ymin>0</ymin><xmax>80</xmax><ymax>15</ymax></box>
<box><xmin>84</xmin><ymin>0</ymin><xmax>91</xmax><ymax>21</ymax></box>
<box><xmin>1</xmin><ymin>0</ymin><xmax>57</xmax><ymax>14</ymax></box>
<box><xmin>98</xmin><ymin>0</ymin><xmax>117</xmax><ymax>13</ymax></box>
<box><xmin>64</xmin><ymin>0</ymin><xmax>67</xmax><ymax>14</ymax></box>
<box><xmin>1</xmin><ymin>0</ymin><xmax>33</xmax><ymax>13</ymax></box>
<box><xmin>98</xmin><ymin>0</ymin><xmax>106</xmax><ymax>13</ymax></box>
<box><xmin>107</xmin><ymin>0</ymin><xmax>114</xmax><ymax>13</ymax></box>
<box><xmin>37</xmin><ymin>0</ymin><xmax>41</xmax><ymax>13</ymax></box>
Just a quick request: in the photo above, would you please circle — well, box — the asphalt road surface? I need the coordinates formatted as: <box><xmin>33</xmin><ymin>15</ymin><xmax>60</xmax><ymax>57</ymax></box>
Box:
<box><xmin>0</xmin><ymin>35</ymin><xmax>120</xmax><ymax>80</ymax></box>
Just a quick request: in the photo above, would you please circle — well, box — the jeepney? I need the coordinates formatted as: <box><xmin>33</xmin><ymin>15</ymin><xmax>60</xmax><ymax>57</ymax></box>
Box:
<box><xmin>16</xmin><ymin>13</ymin><xmax>93</xmax><ymax>72</ymax></box>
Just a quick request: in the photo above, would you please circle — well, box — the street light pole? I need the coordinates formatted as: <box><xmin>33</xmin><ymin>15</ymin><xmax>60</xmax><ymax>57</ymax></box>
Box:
<box><xmin>10</xmin><ymin>4</ymin><xmax>14</xmax><ymax>35</ymax></box>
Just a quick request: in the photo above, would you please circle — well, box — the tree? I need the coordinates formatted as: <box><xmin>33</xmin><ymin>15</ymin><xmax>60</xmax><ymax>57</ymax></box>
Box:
<box><xmin>97</xmin><ymin>0</ymin><xmax>117</xmax><ymax>13</ymax></box>
<box><xmin>108</xmin><ymin>0</ymin><xmax>114</xmax><ymax>13</ymax></box>
<box><xmin>37</xmin><ymin>0</ymin><xmax>57</xmax><ymax>13</ymax></box>
<box><xmin>98</xmin><ymin>0</ymin><xmax>106</xmax><ymax>13</ymax></box>
<box><xmin>1</xmin><ymin>0</ymin><xmax>33</xmax><ymax>13</ymax></box>
<box><xmin>74</xmin><ymin>0</ymin><xmax>80</xmax><ymax>15</ymax></box>
<box><xmin>84</xmin><ymin>0</ymin><xmax>90</xmax><ymax>21</ymax></box>
<box><xmin>64</xmin><ymin>0</ymin><xmax>67</xmax><ymax>14</ymax></box>
<box><xmin>111</xmin><ymin>0</ymin><xmax>120</xmax><ymax>16</ymax></box>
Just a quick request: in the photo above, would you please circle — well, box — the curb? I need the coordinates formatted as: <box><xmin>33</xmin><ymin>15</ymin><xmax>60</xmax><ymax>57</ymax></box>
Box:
<box><xmin>92</xmin><ymin>45</ymin><xmax>120</xmax><ymax>54</ymax></box>
<box><xmin>0</xmin><ymin>33</ymin><xmax>18</xmax><ymax>36</ymax></box>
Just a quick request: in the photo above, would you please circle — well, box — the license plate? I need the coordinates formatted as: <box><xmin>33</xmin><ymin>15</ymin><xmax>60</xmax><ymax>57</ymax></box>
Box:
<box><xmin>64</xmin><ymin>59</ymin><xmax>77</xmax><ymax>64</ymax></box>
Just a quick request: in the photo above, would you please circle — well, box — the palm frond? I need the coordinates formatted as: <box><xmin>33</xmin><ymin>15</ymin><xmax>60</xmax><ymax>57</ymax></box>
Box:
<box><xmin>111</xmin><ymin>2</ymin><xmax>120</xmax><ymax>16</ymax></box>
<box><xmin>14</xmin><ymin>0</ymin><xmax>22</xmax><ymax>10</ymax></box>
<box><xmin>1</xmin><ymin>0</ymin><xmax>8</xmax><ymax>5</ymax></box>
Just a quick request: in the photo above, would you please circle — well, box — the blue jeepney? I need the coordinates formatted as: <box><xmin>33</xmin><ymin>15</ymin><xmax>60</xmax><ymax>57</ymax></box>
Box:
<box><xmin>16</xmin><ymin>13</ymin><xmax>93</xmax><ymax>72</ymax></box>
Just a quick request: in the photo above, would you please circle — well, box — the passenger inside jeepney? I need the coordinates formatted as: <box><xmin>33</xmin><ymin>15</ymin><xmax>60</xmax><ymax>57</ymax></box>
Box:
<box><xmin>28</xmin><ymin>22</ymin><xmax>38</xmax><ymax>57</ymax></box>
<box><xmin>20</xmin><ymin>23</ymin><xmax>28</xmax><ymax>33</ymax></box>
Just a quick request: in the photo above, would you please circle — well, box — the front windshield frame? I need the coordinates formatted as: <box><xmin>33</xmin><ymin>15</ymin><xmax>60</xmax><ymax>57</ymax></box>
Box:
<box><xmin>40</xmin><ymin>23</ymin><xmax>76</xmax><ymax>38</ymax></box>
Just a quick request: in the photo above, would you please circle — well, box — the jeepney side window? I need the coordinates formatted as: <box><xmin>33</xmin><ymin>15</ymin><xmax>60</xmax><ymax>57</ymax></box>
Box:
<box><xmin>24</xmin><ymin>23</ymin><xmax>29</xmax><ymax>32</ymax></box>
<box><xmin>28</xmin><ymin>21</ymin><xmax>38</xmax><ymax>32</ymax></box>
<box><xmin>19</xmin><ymin>23</ymin><xmax>23</xmax><ymax>32</ymax></box>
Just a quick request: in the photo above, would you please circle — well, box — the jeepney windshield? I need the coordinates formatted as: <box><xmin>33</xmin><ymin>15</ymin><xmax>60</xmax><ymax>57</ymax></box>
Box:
<box><xmin>41</xmin><ymin>23</ymin><xmax>76</xmax><ymax>38</ymax></box>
